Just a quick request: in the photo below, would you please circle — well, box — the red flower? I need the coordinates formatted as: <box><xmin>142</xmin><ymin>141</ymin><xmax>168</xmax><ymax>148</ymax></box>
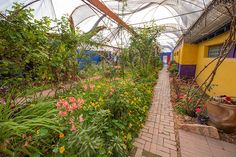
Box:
<box><xmin>225</xmin><ymin>96</ymin><xmax>231</xmax><ymax>102</ymax></box>
<box><xmin>195</xmin><ymin>108</ymin><xmax>201</xmax><ymax>113</ymax></box>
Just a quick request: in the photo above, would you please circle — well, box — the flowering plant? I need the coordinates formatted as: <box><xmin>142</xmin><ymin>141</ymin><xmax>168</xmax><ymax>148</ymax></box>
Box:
<box><xmin>224</xmin><ymin>96</ymin><xmax>232</xmax><ymax>104</ymax></box>
<box><xmin>195</xmin><ymin>106</ymin><xmax>209</xmax><ymax>124</ymax></box>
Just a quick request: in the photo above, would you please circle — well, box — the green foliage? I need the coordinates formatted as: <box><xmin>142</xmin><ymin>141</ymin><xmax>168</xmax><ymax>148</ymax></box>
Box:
<box><xmin>175</xmin><ymin>88</ymin><xmax>207</xmax><ymax>117</ymax></box>
<box><xmin>120</xmin><ymin>25</ymin><xmax>163</xmax><ymax>77</ymax></box>
<box><xmin>0</xmin><ymin>99</ymin><xmax>61</xmax><ymax>156</ymax></box>
<box><xmin>169</xmin><ymin>61</ymin><xmax>178</xmax><ymax>76</ymax></box>
<box><xmin>0</xmin><ymin>4</ymin><xmax>93</xmax><ymax>98</ymax></box>
<box><xmin>0</xmin><ymin>5</ymin><xmax>163</xmax><ymax>157</ymax></box>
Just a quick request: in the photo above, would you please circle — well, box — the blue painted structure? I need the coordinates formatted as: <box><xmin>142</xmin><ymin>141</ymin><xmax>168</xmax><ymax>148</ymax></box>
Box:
<box><xmin>160</xmin><ymin>52</ymin><xmax>172</xmax><ymax>64</ymax></box>
<box><xmin>77</xmin><ymin>50</ymin><xmax>101</xmax><ymax>69</ymax></box>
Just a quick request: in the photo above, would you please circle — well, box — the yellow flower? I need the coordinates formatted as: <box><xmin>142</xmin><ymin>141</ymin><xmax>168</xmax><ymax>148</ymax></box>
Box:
<box><xmin>59</xmin><ymin>146</ymin><xmax>65</xmax><ymax>154</ymax></box>
<box><xmin>59</xmin><ymin>133</ymin><xmax>64</xmax><ymax>138</ymax></box>
<box><xmin>97</xmin><ymin>85</ymin><xmax>101</xmax><ymax>89</ymax></box>
<box><xmin>36</xmin><ymin>130</ymin><xmax>40</xmax><ymax>134</ymax></box>
<box><xmin>90</xmin><ymin>102</ymin><xmax>95</xmax><ymax>107</ymax></box>
<box><xmin>98</xmin><ymin>97</ymin><xmax>103</xmax><ymax>102</ymax></box>
<box><xmin>123</xmin><ymin>135</ymin><xmax>127</xmax><ymax>142</ymax></box>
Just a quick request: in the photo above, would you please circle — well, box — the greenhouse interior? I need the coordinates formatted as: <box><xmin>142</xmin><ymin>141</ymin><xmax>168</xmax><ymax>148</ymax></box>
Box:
<box><xmin>0</xmin><ymin>0</ymin><xmax>236</xmax><ymax>156</ymax></box>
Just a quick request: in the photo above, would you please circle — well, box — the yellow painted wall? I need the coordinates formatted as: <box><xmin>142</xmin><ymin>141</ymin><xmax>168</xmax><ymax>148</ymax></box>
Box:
<box><xmin>195</xmin><ymin>32</ymin><xmax>236</xmax><ymax>97</ymax></box>
<box><xmin>173</xmin><ymin>42</ymin><xmax>198</xmax><ymax>65</ymax></box>
<box><xmin>179</xmin><ymin>43</ymin><xmax>198</xmax><ymax>64</ymax></box>
<box><xmin>173</xmin><ymin>40</ymin><xmax>184</xmax><ymax>64</ymax></box>
<box><xmin>173</xmin><ymin>31</ymin><xmax>236</xmax><ymax>97</ymax></box>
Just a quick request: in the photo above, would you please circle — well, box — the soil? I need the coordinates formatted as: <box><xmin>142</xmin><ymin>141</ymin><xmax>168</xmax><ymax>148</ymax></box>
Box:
<box><xmin>169</xmin><ymin>75</ymin><xmax>236</xmax><ymax>145</ymax></box>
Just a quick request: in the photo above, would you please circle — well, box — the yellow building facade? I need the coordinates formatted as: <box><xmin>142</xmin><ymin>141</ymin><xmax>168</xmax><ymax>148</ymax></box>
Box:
<box><xmin>173</xmin><ymin>31</ymin><xmax>236</xmax><ymax>97</ymax></box>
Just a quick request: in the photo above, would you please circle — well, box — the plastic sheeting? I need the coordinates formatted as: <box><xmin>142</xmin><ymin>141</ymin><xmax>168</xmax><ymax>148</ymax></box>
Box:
<box><xmin>0</xmin><ymin>0</ymin><xmax>215</xmax><ymax>52</ymax></box>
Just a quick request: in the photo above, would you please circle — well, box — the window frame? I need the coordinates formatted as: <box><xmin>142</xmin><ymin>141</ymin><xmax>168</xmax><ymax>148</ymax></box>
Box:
<box><xmin>207</xmin><ymin>44</ymin><xmax>223</xmax><ymax>58</ymax></box>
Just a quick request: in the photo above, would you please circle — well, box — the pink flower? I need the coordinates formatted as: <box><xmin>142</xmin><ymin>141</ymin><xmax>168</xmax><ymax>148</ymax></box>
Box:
<box><xmin>60</xmin><ymin>99</ymin><xmax>66</xmax><ymax>103</ymax></box>
<box><xmin>28</xmin><ymin>135</ymin><xmax>32</xmax><ymax>141</ymax></box>
<box><xmin>195</xmin><ymin>108</ymin><xmax>201</xmax><ymax>113</ymax></box>
<box><xmin>114</xmin><ymin>78</ymin><xmax>121</xmax><ymax>81</ymax></box>
<box><xmin>90</xmin><ymin>76</ymin><xmax>101</xmax><ymax>81</ymax></box>
<box><xmin>69</xmin><ymin>97</ymin><xmax>76</xmax><ymax>103</ymax></box>
<box><xmin>179</xmin><ymin>94</ymin><xmax>186</xmax><ymax>99</ymax></box>
<box><xmin>71</xmin><ymin>103</ymin><xmax>78</xmax><ymax>110</ymax></box>
<box><xmin>23</xmin><ymin>141</ymin><xmax>29</xmax><ymax>147</ymax></box>
<box><xmin>82</xmin><ymin>84</ymin><xmax>88</xmax><ymax>91</ymax></box>
<box><xmin>109</xmin><ymin>88</ymin><xmax>115</xmax><ymax>95</ymax></box>
<box><xmin>70</xmin><ymin>124</ymin><xmax>76</xmax><ymax>132</ymax></box>
<box><xmin>69</xmin><ymin>118</ymin><xmax>74</xmax><ymax>124</ymax></box>
<box><xmin>114</xmin><ymin>66</ymin><xmax>121</xmax><ymax>69</ymax></box>
<box><xmin>59</xmin><ymin>111</ymin><xmax>68</xmax><ymax>117</ymax></box>
<box><xmin>77</xmin><ymin>98</ymin><xmax>85</xmax><ymax>106</ymax></box>
<box><xmin>62</xmin><ymin>101</ymin><xmax>69</xmax><ymax>109</ymax></box>
<box><xmin>22</xmin><ymin>134</ymin><xmax>26</xmax><ymax>139</ymax></box>
<box><xmin>56</xmin><ymin>102</ymin><xmax>61</xmax><ymax>109</ymax></box>
<box><xmin>79</xmin><ymin>115</ymin><xmax>84</xmax><ymax>123</ymax></box>
<box><xmin>89</xmin><ymin>84</ymin><xmax>95</xmax><ymax>91</ymax></box>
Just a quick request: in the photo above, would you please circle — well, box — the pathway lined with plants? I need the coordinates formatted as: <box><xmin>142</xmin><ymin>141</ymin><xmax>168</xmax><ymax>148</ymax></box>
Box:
<box><xmin>133</xmin><ymin>67</ymin><xmax>178</xmax><ymax>157</ymax></box>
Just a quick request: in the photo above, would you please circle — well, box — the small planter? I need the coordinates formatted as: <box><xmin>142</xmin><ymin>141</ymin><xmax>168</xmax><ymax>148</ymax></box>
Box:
<box><xmin>197</xmin><ymin>116</ymin><xmax>209</xmax><ymax>125</ymax></box>
<box><xmin>206</xmin><ymin>100</ymin><xmax>236</xmax><ymax>132</ymax></box>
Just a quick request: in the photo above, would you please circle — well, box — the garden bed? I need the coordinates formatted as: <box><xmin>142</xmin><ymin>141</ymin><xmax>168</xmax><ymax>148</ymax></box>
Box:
<box><xmin>0</xmin><ymin>66</ymin><xmax>161</xmax><ymax>156</ymax></box>
<box><xmin>169</xmin><ymin>74</ymin><xmax>236</xmax><ymax>144</ymax></box>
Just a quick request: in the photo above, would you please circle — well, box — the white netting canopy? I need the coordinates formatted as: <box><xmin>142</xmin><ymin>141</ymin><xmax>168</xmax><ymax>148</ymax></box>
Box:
<box><xmin>0</xmin><ymin>0</ymin><xmax>217</xmax><ymax>52</ymax></box>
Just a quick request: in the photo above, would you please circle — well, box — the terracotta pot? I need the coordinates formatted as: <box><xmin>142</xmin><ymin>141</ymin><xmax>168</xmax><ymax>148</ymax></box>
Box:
<box><xmin>206</xmin><ymin>100</ymin><xmax>236</xmax><ymax>132</ymax></box>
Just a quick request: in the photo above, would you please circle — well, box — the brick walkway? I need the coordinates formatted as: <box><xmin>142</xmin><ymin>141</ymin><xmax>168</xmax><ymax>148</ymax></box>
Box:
<box><xmin>179</xmin><ymin>130</ymin><xmax>236</xmax><ymax>157</ymax></box>
<box><xmin>133</xmin><ymin>67</ymin><xmax>177</xmax><ymax>157</ymax></box>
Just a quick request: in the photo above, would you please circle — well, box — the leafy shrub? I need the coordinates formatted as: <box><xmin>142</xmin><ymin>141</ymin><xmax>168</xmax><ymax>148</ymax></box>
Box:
<box><xmin>0</xmin><ymin>99</ymin><xmax>61</xmax><ymax>156</ymax></box>
<box><xmin>0</xmin><ymin>4</ymin><xmax>92</xmax><ymax>98</ymax></box>
<box><xmin>0</xmin><ymin>5</ymin><xmax>162</xmax><ymax>157</ymax></box>
<box><xmin>169</xmin><ymin>62</ymin><xmax>178</xmax><ymax>76</ymax></box>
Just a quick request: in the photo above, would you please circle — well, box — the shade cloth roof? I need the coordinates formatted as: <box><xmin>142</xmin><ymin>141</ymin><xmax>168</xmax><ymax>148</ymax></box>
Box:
<box><xmin>1</xmin><ymin>0</ymin><xmax>233</xmax><ymax>52</ymax></box>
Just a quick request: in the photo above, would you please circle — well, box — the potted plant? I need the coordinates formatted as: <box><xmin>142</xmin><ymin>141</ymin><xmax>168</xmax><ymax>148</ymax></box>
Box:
<box><xmin>206</xmin><ymin>95</ymin><xmax>236</xmax><ymax>132</ymax></box>
<box><xmin>195</xmin><ymin>107</ymin><xmax>209</xmax><ymax>124</ymax></box>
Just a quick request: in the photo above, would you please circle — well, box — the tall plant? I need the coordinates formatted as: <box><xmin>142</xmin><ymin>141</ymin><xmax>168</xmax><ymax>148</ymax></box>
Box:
<box><xmin>121</xmin><ymin>25</ymin><xmax>163</xmax><ymax>78</ymax></box>
<box><xmin>0</xmin><ymin>3</ymin><xmax>96</xmax><ymax>98</ymax></box>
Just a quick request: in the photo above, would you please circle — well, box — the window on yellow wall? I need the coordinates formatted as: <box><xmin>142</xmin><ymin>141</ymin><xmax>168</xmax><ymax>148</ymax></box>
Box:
<box><xmin>208</xmin><ymin>44</ymin><xmax>223</xmax><ymax>57</ymax></box>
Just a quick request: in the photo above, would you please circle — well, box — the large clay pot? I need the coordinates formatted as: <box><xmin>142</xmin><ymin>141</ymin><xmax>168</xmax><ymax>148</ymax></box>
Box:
<box><xmin>206</xmin><ymin>100</ymin><xmax>236</xmax><ymax>133</ymax></box>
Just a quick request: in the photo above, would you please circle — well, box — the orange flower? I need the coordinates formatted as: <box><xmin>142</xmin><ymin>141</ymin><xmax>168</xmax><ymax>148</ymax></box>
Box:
<box><xmin>59</xmin><ymin>133</ymin><xmax>64</xmax><ymax>138</ymax></box>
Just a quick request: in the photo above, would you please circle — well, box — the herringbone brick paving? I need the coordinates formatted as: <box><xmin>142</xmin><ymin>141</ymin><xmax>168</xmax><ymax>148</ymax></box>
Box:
<box><xmin>133</xmin><ymin>67</ymin><xmax>177</xmax><ymax>157</ymax></box>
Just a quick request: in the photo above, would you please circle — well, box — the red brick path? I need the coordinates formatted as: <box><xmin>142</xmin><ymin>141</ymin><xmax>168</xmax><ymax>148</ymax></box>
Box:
<box><xmin>133</xmin><ymin>67</ymin><xmax>177</xmax><ymax>157</ymax></box>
